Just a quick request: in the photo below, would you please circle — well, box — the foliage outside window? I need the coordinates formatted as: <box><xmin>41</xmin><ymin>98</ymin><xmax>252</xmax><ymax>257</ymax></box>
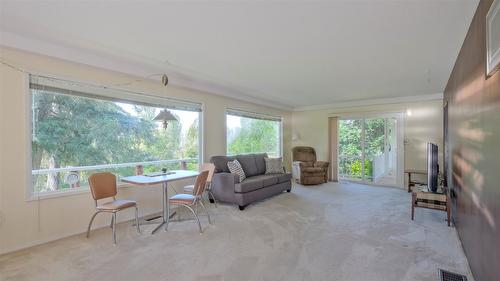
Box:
<box><xmin>338</xmin><ymin>118</ymin><xmax>385</xmax><ymax>180</ymax></box>
<box><xmin>226</xmin><ymin>110</ymin><xmax>281</xmax><ymax>157</ymax></box>
<box><xmin>30</xmin><ymin>76</ymin><xmax>200</xmax><ymax>194</ymax></box>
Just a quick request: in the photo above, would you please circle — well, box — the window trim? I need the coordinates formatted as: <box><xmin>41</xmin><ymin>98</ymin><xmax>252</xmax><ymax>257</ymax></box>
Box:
<box><xmin>225</xmin><ymin>107</ymin><xmax>283</xmax><ymax>157</ymax></box>
<box><xmin>26</xmin><ymin>73</ymin><xmax>204</xmax><ymax>200</ymax></box>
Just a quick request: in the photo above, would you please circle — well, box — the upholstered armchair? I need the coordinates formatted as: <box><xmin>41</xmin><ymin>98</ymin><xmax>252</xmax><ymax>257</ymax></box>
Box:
<box><xmin>292</xmin><ymin>146</ymin><xmax>329</xmax><ymax>185</ymax></box>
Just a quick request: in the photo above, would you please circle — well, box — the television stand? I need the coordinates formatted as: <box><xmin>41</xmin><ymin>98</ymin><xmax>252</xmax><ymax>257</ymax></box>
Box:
<box><xmin>405</xmin><ymin>169</ymin><xmax>427</xmax><ymax>192</ymax></box>
<box><xmin>411</xmin><ymin>190</ymin><xmax>451</xmax><ymax>226</ymax></box>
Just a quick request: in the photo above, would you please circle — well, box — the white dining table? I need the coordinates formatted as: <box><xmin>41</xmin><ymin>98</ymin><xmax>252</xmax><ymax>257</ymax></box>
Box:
<box><xmin>121</xmin><ymin>170</ymin><xmax>199</xmax><ymax>234</ymax></box>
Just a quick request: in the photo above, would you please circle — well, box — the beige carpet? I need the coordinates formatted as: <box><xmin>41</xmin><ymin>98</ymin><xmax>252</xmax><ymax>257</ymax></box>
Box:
<box><xmin>0</xmin><ymin>182</ymin><xmax>473</xmax><ymax>281</ymax></box>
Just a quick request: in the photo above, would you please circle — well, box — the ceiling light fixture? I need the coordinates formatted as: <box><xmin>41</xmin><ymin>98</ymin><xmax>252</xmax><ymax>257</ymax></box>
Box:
<box><xmin>153</xmin><ymin>109</ymin><xmax>177</xmax><ymax>129</ymax></box>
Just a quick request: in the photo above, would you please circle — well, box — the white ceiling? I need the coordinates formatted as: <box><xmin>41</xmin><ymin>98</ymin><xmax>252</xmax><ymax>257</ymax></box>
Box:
<box><xmin>0</xmin><ymin>0</ymin><xmax>478</xmax><ymax>110</ymax></box>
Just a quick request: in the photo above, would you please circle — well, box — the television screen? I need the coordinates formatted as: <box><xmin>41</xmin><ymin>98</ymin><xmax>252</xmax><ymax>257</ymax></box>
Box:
<box><xmin>427</xmin><ymin>143</ymin><xmax>439</xmax><ymax>192</ymax></box>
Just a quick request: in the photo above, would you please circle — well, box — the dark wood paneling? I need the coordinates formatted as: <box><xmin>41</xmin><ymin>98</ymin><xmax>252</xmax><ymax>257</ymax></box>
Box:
<box><xmin>444</xmin><ymin>1</ymin><xmax>500</xmax><ymax>280</ymax></box>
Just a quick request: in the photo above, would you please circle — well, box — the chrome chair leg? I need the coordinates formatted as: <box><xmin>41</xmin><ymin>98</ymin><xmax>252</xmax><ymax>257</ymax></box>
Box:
<box><xmin>182</xmin><ymin>204</ymin><xmax>203</xmax><ymax>234</ymax></box>
<box><xmin>112</xmin><ymin>213</ymin><xmax>117</xmax><ymax>244</ymax></box>
<box><xmin>135</xmin><ymin>206</ymin><xmax>141</xmax><ymax>234</ymax></box>
<box><xmin>199</xmin><ymin>200</ymin><xmax>212</xmax><ymax>224</ymax></box>
<box><xmin>110</xmin><ymin>215</ymin><xmax>114</xmax><ymax>228</ymax></box>
<box><xmin>165</xmin><ymin>202</ymin><xmax>170</xmax><ymax>231</ymax></box>
<box><xmin>86</xmin><ymin>211</ymin><xmax>101</xmax><ymax>238</ymax></box>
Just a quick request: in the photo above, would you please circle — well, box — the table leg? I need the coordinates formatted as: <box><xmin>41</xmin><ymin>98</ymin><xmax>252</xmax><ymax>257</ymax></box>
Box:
<box><xmin>151</xmin><ymin>182</ymin><xmax>167</xmax><ymax>234</ymax></box>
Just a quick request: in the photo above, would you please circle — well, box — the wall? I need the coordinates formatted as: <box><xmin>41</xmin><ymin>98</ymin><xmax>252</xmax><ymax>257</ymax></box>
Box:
<box><xmin>0</xmin><ymin>47</ymin><xmax>292</xmax><ymax>254</ymax></box>
<box><xmin>444</xmin><ymin>1</ymin><xmax>500</xmax><ymax>280</ymax></box>
<box><xmin>292</xmin><ymin>100</ymin><xmax>444</xmax><ymax>186</ymax></box>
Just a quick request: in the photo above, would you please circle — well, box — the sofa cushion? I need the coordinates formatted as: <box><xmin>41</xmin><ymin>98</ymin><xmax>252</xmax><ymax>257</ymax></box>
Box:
<box><xmin>211</xmin><ymin>155</ymin><xmax>235</xmax><ymax>173</ymax></box>
<box><xmin>254</xmin><ymin>153</ymin><xmax>268</xmax><ymax>174</ymax></box>
<box><xmin>250</xmin><ymin>174</ymin><xmax>279</xmax><ymax>187</ymax></box>
<box><xmin>227</xmin><ymin>159</ymin><xmax>246</xmax><ymax>182</ymax></box>
<box><xmin>265</xmin><ymin>157</ymin><xmax>284</xmax><ymax>174</ymax></box>
<box><xmin>235</xmin><ymin>177</ymin><xmax>264</xmax><ymax>193</ymax></box>
<box><xmin>276</xmin><ymin>173</ymin><xmax>292</xmax><ymax>183</ymax></box>
<box><xmin>236</xmin><ymin>154</ymin><xmax>259</xmax><ymax>177</ymax></box>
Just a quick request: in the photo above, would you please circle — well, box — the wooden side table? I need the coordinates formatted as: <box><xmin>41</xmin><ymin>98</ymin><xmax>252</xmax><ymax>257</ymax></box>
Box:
<box><xmin>411</xmin><ymin>191</ymin><xmax>451</xmax><ymax>226</ymax></box>
<box><xmin>405</xmin><ymin>169</ymin><xmax>427</xmax><ymax>192</ymax></box>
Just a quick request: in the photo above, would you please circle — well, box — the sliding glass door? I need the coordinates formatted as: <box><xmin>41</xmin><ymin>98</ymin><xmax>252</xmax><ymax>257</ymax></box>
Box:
<box><xmin>338</xmin><ymin>119</ymin><xmax>363</xmax><ymax>180</ymax></box>
<box><xmin>338</xmin><ymin>114</ymin><xmax>402</xmax><ymax>187</ymax></box>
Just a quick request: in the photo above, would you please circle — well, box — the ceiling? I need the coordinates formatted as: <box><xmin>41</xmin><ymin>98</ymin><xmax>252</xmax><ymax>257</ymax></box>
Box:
<box><xmin>0</xmin><ymin>0</ymin><xmax>478</xmax><ymax>110</ymax></box>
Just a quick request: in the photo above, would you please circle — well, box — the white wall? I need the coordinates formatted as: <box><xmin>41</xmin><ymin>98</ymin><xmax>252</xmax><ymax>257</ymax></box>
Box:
<box><xmin>0</xmin><ymin>47</ymin><xmax>292</xmax><ymax>254</ymax></box>
<box><xmin>291</xmin><ymin>100</ymin><xmax>444</xmax><ymax>185</ymax></box>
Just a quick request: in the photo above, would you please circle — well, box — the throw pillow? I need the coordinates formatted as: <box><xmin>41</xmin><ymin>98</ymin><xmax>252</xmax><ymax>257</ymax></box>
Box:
<box><xmin>265</xmin><ymin>157</ymin><xmax>284</xmax><ymax>174</ymax></box>
<box><xmin>227</xmin><ymin>159</ymin><xmax>246</xmax><ymax>182</ymax></box>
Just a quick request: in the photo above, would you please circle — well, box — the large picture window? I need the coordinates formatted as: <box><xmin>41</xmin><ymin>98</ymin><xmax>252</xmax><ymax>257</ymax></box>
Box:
<box><xmin>226</xmin><ymin>109</ymin><xmax>282</xmax><ymax>157</ymax></box>
<box><xmin>30</xmin><ymin>75</ymin><xmax>201</xmax><ymax>195</ymax></box>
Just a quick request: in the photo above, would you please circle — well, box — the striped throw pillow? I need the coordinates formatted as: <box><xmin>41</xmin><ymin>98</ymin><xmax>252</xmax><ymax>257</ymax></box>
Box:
<box><xmin>265</xmin><ymin>157</ymin><xmax>284</xmax><ymax>174</ymax></box>
<box><xmin>227</xmin><ymin>159</ymin><xmax>246</xmax><ymax>182</ymax></box>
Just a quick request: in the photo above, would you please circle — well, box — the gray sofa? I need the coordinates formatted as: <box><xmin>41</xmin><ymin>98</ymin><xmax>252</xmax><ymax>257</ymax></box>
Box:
<box><xmin>210</xmin><ymin>153</ymin><xmax>292</xmax><ymax>210</ymax></box>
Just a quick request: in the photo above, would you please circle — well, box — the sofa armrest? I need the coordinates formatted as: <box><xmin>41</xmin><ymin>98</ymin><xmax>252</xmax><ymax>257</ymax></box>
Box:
<box><xmin>212</xmin><ymin>173</ymin><xmax>239</xmax><ymax>189</ymax></box>
<box><xmin>210</xmin><ymin>173</ymin><xmax>239</xmax><ymax>204</ymax></box>
<box><xmin>315</xmin><ymin>161</ymin><xmax>330</xmax><ymax>169</ymax></box>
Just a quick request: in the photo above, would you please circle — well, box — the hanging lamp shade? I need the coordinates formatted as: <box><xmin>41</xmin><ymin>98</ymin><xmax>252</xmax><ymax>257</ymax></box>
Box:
<box><xmin>153</xmin><ymin>109</ymin><xmax>178</xmax><ymax>129</ymax></box>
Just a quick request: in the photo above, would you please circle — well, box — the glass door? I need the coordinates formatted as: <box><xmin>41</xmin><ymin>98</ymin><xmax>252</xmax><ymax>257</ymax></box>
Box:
<box><xmin>338</xmin><ymin>119</ymin><xmax>363</xmax><ymax>180</ymax></box>
<box><xmin>338</xmin><ymin>115</ymin><xmax>401</xmax><ymax>186</ymax></box>
<box><xmin>363</xmin><ymin>117</ymin><xmax>386</xmax><ymax>183</ymax></box>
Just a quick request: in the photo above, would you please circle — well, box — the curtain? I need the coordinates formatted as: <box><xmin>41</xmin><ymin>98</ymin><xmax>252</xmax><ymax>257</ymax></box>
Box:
<box><xmin>328</xmin><ymin>117</ymin><xmax>339</xmax><ymax>181</ymax></box>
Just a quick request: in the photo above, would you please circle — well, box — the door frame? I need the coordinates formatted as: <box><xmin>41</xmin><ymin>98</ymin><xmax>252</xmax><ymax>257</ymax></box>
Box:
<box><xmin>337</xmin><ymin>112</ymin><xmax>404</xmax><ymax>188</ymax></box>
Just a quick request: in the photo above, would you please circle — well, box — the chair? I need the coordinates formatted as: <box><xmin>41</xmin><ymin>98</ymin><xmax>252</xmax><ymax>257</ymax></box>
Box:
<box><xmin>292</xmin><ymin>146</ymin><xmax>329</xmax><ymax>185</ymax></box>
<box><xmin>86</xmin><ymin>172</ymin><xmax>140</xmax><ymax>244</ymax></box>
<box><xmin>167</xmin><ymin>170</ymin><xmax>212</xmax><ymax>233</ymax></box>
<box><xmin>183</xmin><ymin>163</ymin><xmax>217</xmax><ymax>207</ymax></box>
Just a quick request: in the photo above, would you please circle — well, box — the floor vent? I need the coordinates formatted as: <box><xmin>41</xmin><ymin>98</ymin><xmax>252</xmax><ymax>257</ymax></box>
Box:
<box><xmin>438</xmin><ymin>269</ymin><xmax>468</xmax><ymax>281</ymax></box>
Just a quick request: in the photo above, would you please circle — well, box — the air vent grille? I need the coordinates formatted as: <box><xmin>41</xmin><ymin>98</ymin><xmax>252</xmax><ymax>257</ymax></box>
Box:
<box><xmin>438</xmin><ymin>269</ymin><xmax>468</xmax><ymax>281</ymax></box>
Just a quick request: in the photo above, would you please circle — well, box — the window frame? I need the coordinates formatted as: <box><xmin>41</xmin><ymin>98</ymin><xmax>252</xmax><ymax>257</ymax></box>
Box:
<box><xmin>25</xmin><ymin>73</ymin><xmax>204</xmax><ymax>201</ymax></box>
<box><xmin>224</xmin><ymin>108</ymin><xmax>283</xmax><ymax>158</ymax></box>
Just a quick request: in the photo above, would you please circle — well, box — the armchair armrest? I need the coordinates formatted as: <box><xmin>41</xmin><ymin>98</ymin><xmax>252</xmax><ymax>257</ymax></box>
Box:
<box><xmin>314</xmin><ymin>161</ymin><xmax>330</xmax><ymax>169</ymax></box>
<box><xmin>293</xmin><ymin>161</ymin><xmax>306</xmax><ymax>168</ymax></box>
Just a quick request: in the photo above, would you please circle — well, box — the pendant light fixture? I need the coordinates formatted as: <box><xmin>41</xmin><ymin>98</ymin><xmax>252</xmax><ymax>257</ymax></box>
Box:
<box><xmin>153</xmin><ymin>109</ymin><xmax>177</xmax><ymax>129</ymax></box>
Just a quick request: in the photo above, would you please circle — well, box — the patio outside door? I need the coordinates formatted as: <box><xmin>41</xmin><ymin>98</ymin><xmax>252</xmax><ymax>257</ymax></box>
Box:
<box><xmin>338</xmin><ymin>114</ymin><xmax>402</xmax><ymax>187</ymax></box>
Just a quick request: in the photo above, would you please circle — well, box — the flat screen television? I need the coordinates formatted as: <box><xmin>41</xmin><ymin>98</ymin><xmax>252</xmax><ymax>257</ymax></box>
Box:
<box><xmin>427</xmin><ymin>143</ymin><xmax>439</xmax><ymax>193</ymax></box>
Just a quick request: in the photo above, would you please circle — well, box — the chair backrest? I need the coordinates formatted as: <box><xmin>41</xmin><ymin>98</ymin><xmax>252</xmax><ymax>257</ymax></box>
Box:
<box><xmin>88</xmin><ymin>172</ymin><xmax>117</xmax><ymax>201</ymax></box>
<box><xmin>200</xmin><ymin>163</ymin><xmax>215</xmax><ymax>183</ymax></box>
<box><xmin>292</xmin><ymin>146</ymin><xmax>317</xmax><ymax>164</ymax></box>
<box><xmin>192</xmin><ymin>170</ymin><xmax>209</xmax><ymax>197</ymax></box>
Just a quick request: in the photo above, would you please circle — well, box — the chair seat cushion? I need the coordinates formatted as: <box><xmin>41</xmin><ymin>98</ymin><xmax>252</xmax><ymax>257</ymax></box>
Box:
<box><xmin>302</xmin><ymin>167</ymin><xmax>325</xmax><ymax>173</ymax></box>
<box><xmin>169</xmin><ymin>194</ymin><xmax>196</xmax><ymax>204</ymax></box>
<box><xmin>97</xmin><ymin>199</ymin><xmax>136</xmax><ymax>211</ymax></box>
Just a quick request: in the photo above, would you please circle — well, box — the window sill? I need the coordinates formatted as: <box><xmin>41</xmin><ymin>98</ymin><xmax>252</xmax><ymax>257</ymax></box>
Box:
<box><xmin>25</xmin><ymin>182</ymin><xmax>136</xmax><ymax>202</ymax></box>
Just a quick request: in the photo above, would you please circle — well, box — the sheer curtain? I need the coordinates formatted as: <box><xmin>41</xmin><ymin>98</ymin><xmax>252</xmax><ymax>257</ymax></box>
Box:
<box><xmin>328</xmin><ymin>116</ymin><xmax>339</xmax><ymax>181</ymax></box>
